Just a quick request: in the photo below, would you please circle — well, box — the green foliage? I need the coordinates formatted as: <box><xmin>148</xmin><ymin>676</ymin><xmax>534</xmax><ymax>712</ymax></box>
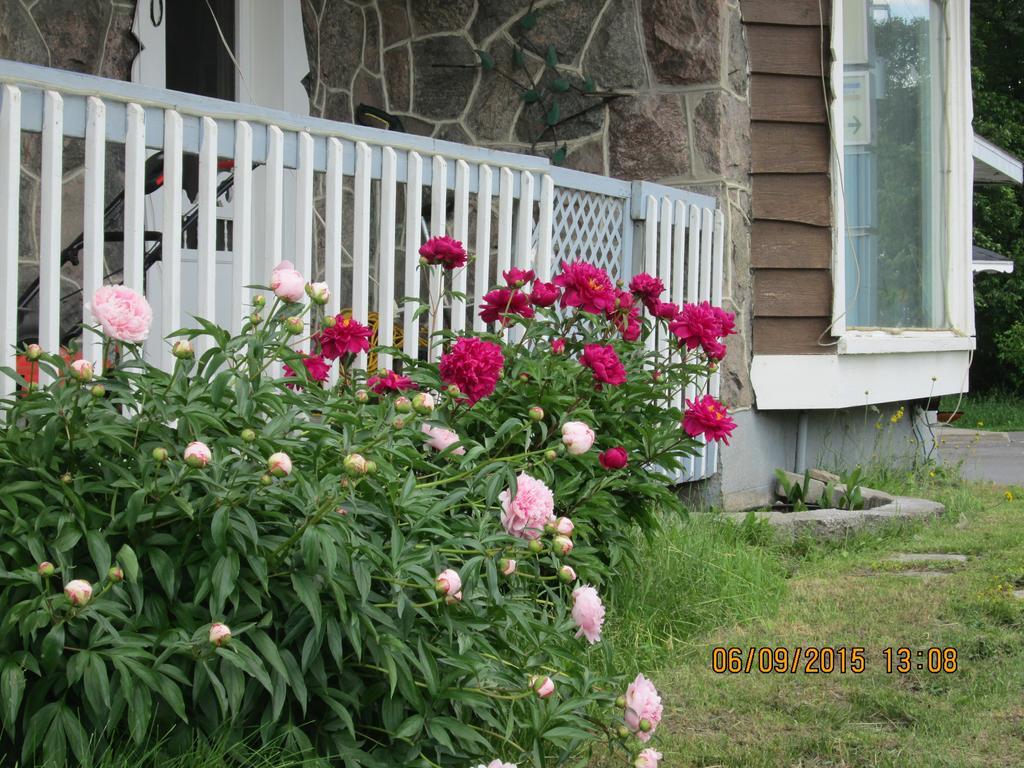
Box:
<box><xmin>0</xmin><ymin>275</ymin><xmax>707</xmax><ymax>766</ymax></box>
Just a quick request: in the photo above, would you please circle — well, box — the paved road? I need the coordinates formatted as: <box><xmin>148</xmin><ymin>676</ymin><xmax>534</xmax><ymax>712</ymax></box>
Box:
<box><xmin>935</xmin><ymin>427</ymin><xmax>1024</xmax><ymax>485</ymax></box>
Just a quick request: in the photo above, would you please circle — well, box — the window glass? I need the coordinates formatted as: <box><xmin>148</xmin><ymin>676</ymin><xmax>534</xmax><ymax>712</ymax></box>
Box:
<box><xmin>843</xmin><ymin>0</ymin><xmax>948</xmax><ymax>328</ymax></box>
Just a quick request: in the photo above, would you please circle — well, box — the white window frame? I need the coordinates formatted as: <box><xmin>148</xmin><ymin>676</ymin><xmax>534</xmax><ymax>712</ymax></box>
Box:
<box><xmin>829</xmin><ymin>0</ymin><xmax>975</xmax><ymax>355</ymax></box>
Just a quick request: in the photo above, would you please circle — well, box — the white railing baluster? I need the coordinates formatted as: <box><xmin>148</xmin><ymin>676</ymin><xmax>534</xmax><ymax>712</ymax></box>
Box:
<box><xmin>232</xmin><ymin>120</ymin><xmax>253</xmax><ymax>335</ymax></box>
<box><xmin>472</xmin><ymin>164</ymin><xmax>493</xmax><ymax>332</ymax></box>
<box><xmin>82</xmin><ymin>97</ymin><xmax>106</xmax><ymax>368</ymax></box>
<box><xmin>535</xmin><ymin>174</ymin><xmax>554</xmax><ymax>281</ymax></box>
<box><xmin>496</xmin><ymin>168</ymin><xmax>514</xmax><ymax>280</ymax></box>
<box><xmin>265</xmin><ymin>125</ymin><xmax>284</xmax><ymax>268</ymax></box>
<box><xmin>197</xmin><ymin>117</ymin><xmax>218</xmax><ymax>346</ymax></box>
<box><xmin>38</xmin><ymin>91</ymin><xmax>63</xmax><ymax>382</ymax></box>
<box><xmin>450</xmin><ymin>159</ymin><xmax>470</xmax><ymax>334</ymax></box>
<box><xmin>657</xmin><ymin>196</ymin><xmax>673</xmax><ymax>357</ymax></box>
<box><xmin>0</xmin><ymin>85</ymin><xmax>21</xmax><ymax>400</ymax></box>
<box><xmin>403</xmin><ymin>151</ymin><xmax>423</xmax><ymax>361</ymax></box>
<box><xmin>325</xmin><ymin>137</ymin><xmax>343</xmax><ymax>384</ymax></box>
<box><xmin>707</xmin><ymin>210</ymin><xmax>726</xmax><ymax>476</ymax></box>
<box><xmin>642</xmin><ymin>195</ymin><xmax>658</xmax><ymax>354</ymax></box>
<box><xmin>694</xmin><ymin>207</ymin><xmax>715</xmax><ymax>478</ymax></box>
<box><xmin>352</xmin><ymin>141</ymin><xmax>371</xmax><ymax>370</ymax></box>
<box><xmin>377</xmin><ymin>146</ymin><xmax>397</xmax><ymax>370</ymax></box>
<box><xmin>683</xmin><ymin>204</ymin><xmax>701</xmax><ymax>480</ymax></box>
<box><xmin>295</xmin><ymin>131</ymin><xmax>314</xmax><ymax>283</ymax></box>
<box><xmin>428</xmin><ymin>155</ymin><xmax>447</xmax><ymax>361</ymax></box>
<box><xmin>161</xmin><ymin>109</ymin><xmax>184</xmax><ymax>371</ymax></box>
<box><xmin>123</xmin><ymin>103</ymin><xmax>145</xmax><ymax>294</ymax></box>
<box><xmin>671</xmin><ymin>201</ymin><xmax>687</xmax><ymax>415</ymax></box>
<box><xmin>516</xmin><ymin>171</ymin><xmax>534</xmax><ymax>270</ymax></box>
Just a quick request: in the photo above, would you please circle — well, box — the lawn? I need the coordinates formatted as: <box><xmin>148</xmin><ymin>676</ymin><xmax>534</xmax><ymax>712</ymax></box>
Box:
<box><xmin>938</xmin><ymin>391</ymin><xmax>1024</xmax><ymax>432</ymax></box>
<box><xmin>596</xmin><ymin>471</ymin><xmax>1024</xmax><ymax>767</ymax></box>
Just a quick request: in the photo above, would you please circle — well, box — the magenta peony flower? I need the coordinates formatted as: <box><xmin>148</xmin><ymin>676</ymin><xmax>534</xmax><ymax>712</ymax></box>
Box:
<box><xmin>479</xmin><ymin>288</ymin><xmax>535</xmax><ymax>326</ymax></box>
<box><xmin>606</xmin><ymin>290</ymin><xmax>642</xmax><ymax>342</ymax></box>
<box><xmin>703</xmin><ymin>338</ymin><xmax>727</xmax><ymax>361</ymax></box>
<box><xmin>184</xmin><ymin>441</ymin><xmax>212</xmax><ymax>468</ymax></box>
<box><xmin>669</xmin><ymin>301</ymin><xmax>719</xmax><ymax>350</ymax></box>
<box><xmin>653</xmin><ymin>300</ymin><xmax>679</xmax><ymax>319</ymax></box>
<box><xmin>530</xmin><ymin>675</ymin><xmax>555</xmax><ymax>699</ymax></box>
<box><xmin>561</xmin><ymin>421</ymin><xmax>595</xmax><ymax>455</ymax></box>
<box><xmin>683</xmin><ymin>395</ymin><xmax>736</xmax><ymax>445</ymax></box>
<box><xmin>64</xmin><ymin>579</ymin><xmax>93</xmax><ymax>606</ymax></box>
<box><xmin>419</xmin><ymin>235</ymin><xmax>467</xmax><ymax>269</ymax></box>
<box><xmin>270</xmin><ymin>261</ymin><xmax>306</xmax><ymax>303</ymax></box>
<box><xmin>209</xmin><ymin>622</ymin><xmax>232</xmax><ymax>646</ymax></box>
<box><xmin>435</xmin><ymin>568</ymin><xmax>462</xmax><ymax>602</ymax></box>
<box><xmin>499</xmin><ymin>472</ymin><xmax>555</xmax><ymax>540</ymax></box>
<box><xmin>421</xmin><ymin>423</ymin><xmax>466</xmax><ymax>455</ymax></box>
<box><xmin>530</xmin><ymin>280</ymin><xmax>560</xmax><ymax>307</ymax></box>
<box><xmin>598</xmin><ymin>446</ymin><xmax>629</xmax><ymax>470</ymax></box>
<box><xmin>89</xmin><ymin>285</ymin><xmax>153</xmax><ymax>343</ymax></box>
<box><xmin>267</xmin><ymin>452</ymin><xmax>292</xmax><ymax>477</ymax></box>
<box><xmin>712</xmin><ymin>305</ymin><xmax>736</xmax><ymax>337</ymax></box>
<box><xmin>503</xmin><ymin>267</ymin><xmax>535</xmax><ymax>287</ymax></box>
<box><xmin>629</xmin><ymin>273</ymin><xmax>665</xmax><ymax>311</ymax></box>
<box><xmin>572</xmin><ymin>584</ymin><xmax>605</xmax><ymax>644</ymax></box>
<box><xmin>635</xmin><ymin>748</ymin><xmax>663</xmax><ymax>768</ymax></box>
<box><xmin>580</xmin><ymin>343</ymin><xmax>627</xmax><ymax>387</ymax></box>
<box><xmin>317</xmin><ymin>316</ymin><xmax>372</xmax><ymax>359</ymax></box>
<box><xmin>439</xmin><ymin>337</ymin><xmax>504</xmax><ymax>405</ymax></box>
<box><xmin>283</xmin><ymin>353</ymin><xmax>331</xmax><ymax>388</ymax></box>
<box><xmin>550</xmin><ymin>338</ymin><xmax>566</xmax><ymax>355</ymax></box>
<box><xmin>553</xmin><ymin>261</ymin><xmax>616</xmax><ymax>314</ymax></box>
<box><xmin>70</xmin><ymin>359</ymin><xmax>94</xmax><ymax>382</ymax></box>
<box><xmin>367</xmin><ymin>369</ymin><xmax>417</xmax><ymax>394</ymax></box>
<box><xmin>624</xmin><ymin>674</ymin><xmax>663</xmax><ymax>742</ymax></box>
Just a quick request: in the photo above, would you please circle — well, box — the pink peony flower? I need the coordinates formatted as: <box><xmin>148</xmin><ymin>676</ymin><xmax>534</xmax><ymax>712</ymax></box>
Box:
<box><xmin>89</xmin><ymin>285</ymin><xmax>153</xmax><ymax>343</ymax></box>
<box><xmin>435</xmin><ymin>568</ymin><xmax>462</xmax><ymax>601</ymax></box>
<box><xmin>367</xmin><ymin>369</ymin><xmax>417</xmax><ymax>394</ymax></box>
<box><xmin>550</xmin><ymin>338</ymin><xmax>566</xmax><ymax>355</ymax></box>
<box><xmin>283</xmin><ymin>354</ymin><xmax>331</xmax><ymax>388</ymax></box>
<box><xmin>419</xmin><ymin>235</ymin><xmax>467</xmax><ymax>269</ymax></box>
<box><xmin>629</xmin><ymin>273</ymin><xmax>665</xmax><ymax>311</ymax></box>
<box><xmin>421</xmin><ymin>423</ymin><xmax>466</xmax><ymax>455</ymax></box>
<box><xmin>598</xmin><ymin>446</ymin><xmax>628</xmax><ymax>470</ymax></box>
<box><xmin>209</xmin><ymin>622</ymin><xmax>232</xmax><ymax>646</ymax></box>
<box><xmin>270</xmin><ymin>261</ymin><xmax>306</xmax><ymax>303</ymax></box>
<box><xmin>439</xmin><ymin>337</ymin><xmax>504</xmax><ymax>405</ymax></box>
<box><xmin>267</xmin><ymin>452</ymin><xmax>292</xmax><ymax>477</ymax></box>
<box><xmin>503</xmin><ymin>267</ymin><xmax>535</xmax><ymax>287</ymax></box>
<box><xmin>480</xmin><ymin>288</ymin><xmax>534</xmax><ymax>326</ymax></box>
<box><xmin>580</xmin><ymin>343</ymin><xmax>627</xmax><ymax>387</ymax></box>
<box><xmin>561</xmin><ymin>421</ymin><xmax>595</xmax><ymax>455</ymax></box>
<box><xmin>499</xmin><ymin>473</ymin><xmax>555</xmax><ymax>540</ymax></box>
<box><xmin>624</xmin><ymin>674</ymin><xmax>663</xmax><ymax>742</ymax></box>
<box><xmin>475</xmin><ymin>762</ymin><xmax>517</xmax><ymax>768</ymax></box>
<box><xmin>317</xmin><ymin>316</ymin><xmax>372</xmax><ymax>359</ymax></box>
<box><xmin>64</xmin><ymin>579</ymin><xmax>93</xmax><ymax>606</ymax></box>
<box><xmin>530</xmin><ymin>280</ymin><xmax>560</xmax><ymax>307</ymax></box>
<box><xmin>572</xmin><ymin>585</ymin><xmax>605</xmax><ymax>644</ymax></box>
<box><xmin>635</xmin><ymin>748</ymin><xmax>663</xmax><ymax>768</ymax></box>
<box><xmin>184</xmin><ymin>441</ymin><xmax>212</xmax><ymax>468</ymax></box>
<box><xmin>530</xmin><ymin>675</ymin><xmax>555</xmax><ymax>699</ymax></box>
<box><xmin>683</xmin><ymin>395</ymin><xmax>736</xmax><ymax>445</ymax></box>
<box><xmin>554</xmin><ymin>516</ymin><xmax>574</xmax><ymax>536</ymax></box>
<box><xmin>70</xmin><ymin>359</ymin><xmax>93</xmax><ymax>382</ymax></box>
<box><xmin>553</xmin><ymin>261</ymin><xmax>616</xmax><ymax>314</ymax></box>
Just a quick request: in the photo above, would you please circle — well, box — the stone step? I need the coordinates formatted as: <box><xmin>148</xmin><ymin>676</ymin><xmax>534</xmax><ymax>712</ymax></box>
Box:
<box><xmin>886</xmin><ymin>553</ymin><xmax>968</xmax><ymax>564</ymax></box>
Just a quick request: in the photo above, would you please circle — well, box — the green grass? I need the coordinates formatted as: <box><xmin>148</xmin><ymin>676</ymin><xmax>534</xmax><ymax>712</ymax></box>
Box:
<box><xmin>595</xmin><ymin>469</ymin><xmax>1024</xmax><ymax>768</ymax></box>
<box><xmin>938</xmin><ymin>390</ymin><xmax>1024</xmax><ymax>431</ymax></box>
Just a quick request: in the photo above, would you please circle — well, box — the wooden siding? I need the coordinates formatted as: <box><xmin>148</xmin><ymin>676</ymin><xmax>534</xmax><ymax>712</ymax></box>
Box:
<box><xmin>742</xmin><ymin>0</ymin><xmax>836</xmax><ymax>356</ymax></box>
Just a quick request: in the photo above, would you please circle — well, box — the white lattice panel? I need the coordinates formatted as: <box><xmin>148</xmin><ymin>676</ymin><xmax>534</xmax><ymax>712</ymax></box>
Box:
<box><xmin>550</xmin><ymin>188</ymin><xmax>625</xmax><ymax>278</ymax></box>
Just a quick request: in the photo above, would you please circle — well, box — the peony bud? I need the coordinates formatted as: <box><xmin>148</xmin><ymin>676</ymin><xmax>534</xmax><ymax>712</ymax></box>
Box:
<box><xmin>107</xmin><ymin>565</ymin><xmax>124</xmax><ymax>583</ymax></box>
<box><xmin>339</xmin><ymin>476</ymin><xmax>350</xmax><ymax>490</ymax></box>
<box><xmin>343</xmin><ymin>452</ymin><xmax>368</xmax><ymax>476</ymax></box>
<box><xmin>435</xmin><ymin>568</ymin><xmax>462</xmax><ymax>596</ymax></box>
<box><xmin>393</xmin><ymin>416</ymin><xmax>407</xmax><ymax>429</ymax></box>
<box><xmin>355</xmin><ymin>389</ymin><xmax>369</xmax><ymax>404</ymax></box>
<box><xmin>184</xmin><ymin>441</ymin><xmax>212</xmax><ymax>468</ymax></box>
<box><xmin>500</xmin><ymin>558</ymin><xmax>517</xmax><ymax>576</ymax></box>
<box><xmin>172</xmin><ymin>340</ymin><xmax>194</xmax><ymax>360</ymax></box>
<box><xmin>321</xmin><ymin>314</ymin><xmax>337</xmax><ymax>328</ymax></box>
<box><xmin>38</xmin><ymin>561</ymin><xmax>55</xmax><ymax>577</ymax></box>
<box><xmin>555</xmin><ymin>516</ymin><xmax>575</xmax><ymax>537</ymax></box>
<box><xmin>395</xmin><ymin>396</ymin><xmax>413</xmax><ymax>414</ymax></box>
<box><xmin>446</xmin><ymin>384</ymin><xmax>461</xmax><ymax>398</ymax></box>
<box><xmin>364</xmin><ymin>460</ymin><xmax>378</xmax><ymax>475</ymax></box>
<box><xmin>530</xmin><ymin>675</ymin><xmax>555</xmax><ymax>699</ymax></box>
<box><xmin>544</xmin><ymin>521</ymin><xmax>558</xmax><ymax>535</ymax></box>
<box><xmin>529</xmin><ymin>406</ymin><xmax>544</xmax><ymax>421</ymax></box>
<box><xmin>558</xmin><ymin>565</ymin><xmax>577</xmax><ymax>583</ymax></box>
<box><xmin>551</xmin><ymin>338</ymin><xmax>566</xmax><ymax>355</ymax></box>
<box><xmin>209</xmin><ymin>622</ymin><xmax>231</xmax><ymax>646</ymax></box>
<box><xmin>528</xmin><ymin>539</ymin><xmax>544</xmax><ymax>554</ymax></box>
<box><xmin>305</xmin><ymin>282</ymin><xmax>330</xmax><ymax>305</ymax></box>
<box><xmin>253</xmin><ymin>294</ymin><xmax>266</xmax><ymax>308</ymax></box>
<box><xmin>152</xmin><ymin>447</ymin><xmax>168</xmax><ymax>462</ymax></box>
<box><xmin>64</xmin><ymin>579</ymin><xmax>93</xmax><ymax>606</ymax></box>
<box><xmin>70</xmin><ymin>359</ymin><xmax>93</xmax><ymax>382</ymax></box>
<box><xmin>240</xmin><ymin>428</ymin><xmax>257</xmax><ymax>443</ymax></box>
<box><xmin>412</xmin><ymin>392</ymin><xmax>435</xmax><ymax>415</ymax></box>
<box><xmin>545</xmin><ymin>449</ymin><xmax>558</xmax><ymax>462</ymax></box>
<box><xmin>260</xmin><ymin>473</ymin><xmax>273</xmax><ymax>486</ymax></box>
<box><xmin>90</xmin><ymin>384</ymin><xmax>105</xmax><ymax>398</ymax></box>
<box><xmin>336</xmin><ymin>506</ymin><xmax>349</xmax><ymax>516</ymax></box>
<box><xmin>640</xmin><ymin>718</ymin><xmax>652</xmax><ymax>733</ymax></box>
<box><xmin>615</xmin><ymin>695</ymin><xmax>627</xmax><ymax>709</ymax></box>
<box><xmin>518</xmin><ymin>372</ymin><xmax>530</xmax><ymax>383</ymax></box>
<box><xmin>552</xmin><ymin>535</ymin><xmax>574</xmax><ymax>556</ymax></box>
<box><xmin>284</xmin><ymin>316</ymin><xmax>304</xmax><ymax>335</ymax></box>
<box><xmin>25</xmin><ymin>343</ymin><xmax>43</xmax><ymax>361</ymax></box>
<box><xmin>60</xmin><ymin>472</ymin><xmax>73</xmax><ymax>484</ymax></box>
<box><xmin>249</xmin><ymin>312</ymin><xmax>262</xmax><ymax>325</ymax></box>
<box><xmin>617</xmin><ymin>726</ymin><xmax>631</xmax><ymax>740</ymax></box>
<box><xmin>267</xmin><ymin>451</ymin><xmax>292</xmax><ymax>477</ymax></box>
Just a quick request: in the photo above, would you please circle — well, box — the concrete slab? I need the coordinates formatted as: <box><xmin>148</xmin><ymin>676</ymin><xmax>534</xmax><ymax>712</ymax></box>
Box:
<box><xmin>935</xmin><ymin>426</ymin><xmax>1024</xmax><ymax>485</ymax></box>
<box><xmin>1013</xmin><ymin>590</ymin><xmax>1024</xmax><ymax>600</ymax></box>
<box><xmin>889</xmin><ymin>570</ymin><xmax>952</xmax><ymax>579</ymax></box>
<box><xmin>886</xmin><ymin>553</ymin><xmax>968</xmax><ymax>564</ymax></box>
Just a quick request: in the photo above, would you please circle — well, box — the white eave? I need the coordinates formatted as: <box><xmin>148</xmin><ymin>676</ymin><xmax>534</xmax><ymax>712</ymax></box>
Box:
<box><xmin>974</xmin><ymin>133</ymin><xmax>1024</xmax><ymax>185</ymax></box>
<box><xmin>973</xmin><ymin>245</ymin><xmax>1015</xmax><ymax>275</ymax></box>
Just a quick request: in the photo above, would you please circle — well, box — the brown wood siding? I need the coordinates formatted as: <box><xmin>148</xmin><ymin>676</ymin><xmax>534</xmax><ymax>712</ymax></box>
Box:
<box><xmin>743</xmin><ymin>0</ymin><xmax>836</xmax><ymax>355</ymax></box>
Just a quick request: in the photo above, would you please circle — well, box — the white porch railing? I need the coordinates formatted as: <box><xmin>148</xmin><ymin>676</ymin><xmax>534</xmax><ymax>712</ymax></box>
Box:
<box><xmin>0</xmin><ymin>59</ymin><xmax>723</xmax><ymax>482</ymax></box>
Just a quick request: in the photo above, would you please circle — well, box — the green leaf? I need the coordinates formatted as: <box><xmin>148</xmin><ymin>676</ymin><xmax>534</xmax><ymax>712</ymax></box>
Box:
<box><xmin>394</xmin><ymin>714</ymin><xmax>424</xmax><ymax>740</ymax></box>
<box><xmin>513</xmin><ymin>47</ymin><xmax>526</xmax><ymax>67</ymax></box>
<box><xmin>86</xmin><ymin>530</ymin><xmax>111</xmax><ymax>577</ymax></box>
<box><xmin>116</xmin><ymin>543</ymin><xmax>139</xmax><ymax>583</ymax></box>
<box><xmin>211</xmin><ymin>507</ymin><xmax>230</xmax><ymax>550</ymax></box>
<box><xmin>552</xmin><ymin>77</ymin><xmax>570</xmax><ymax>93</ymax></box>
<box><xmin>546</xmin><ymin>101</ymin><xmax>561</xmax><ymax>126</ymax></box>
<box><xmin>545</xmin><ymin>44</ymin><xmax>558</xmax><ymax>68</ymax></box>
<box><xmin>1</xmin><ymin>660</ymin><xmax>25</xmax><ymax>737</ymax></box>
<box><xmin>61</xmin><ymin>706</ymin><xmax>91</xmax><ymax>767</ymax></box>
<box><xmin>475</xmin><ymin>49</ymin><xmax>495</xmax><ymax>70</ymax></box>
<box><xmin>84</xmin><ymin>654</ymin><xmax>110</xmax><ymax>713</ymax></box>
<box><xmin>519</xmin><ymin>10</ymin><xmax>538</xmax><ymax>30</ymax></box>
<box><xmin>584</xmin><ymin>76</ymin><xmax>596</xmax><ymax>93</ymax></box>
<box><xmin>291</xmin><ymin>573</ymin><xmax>323</xmax><ymax>629</ymax></box>
<box><xmin>41</xmin><ymin>624</ymin><xmax>64</xmax><ymax>674</ymax></box>
<box><xmin>551</xmin><ymin>144</ymin><xmax>568</xmax><ymax>166</ymax></box>
<box><xmin>523</xmin><ymin>89</ymin><xmax>541</xmax><ymax>104</ymax></box>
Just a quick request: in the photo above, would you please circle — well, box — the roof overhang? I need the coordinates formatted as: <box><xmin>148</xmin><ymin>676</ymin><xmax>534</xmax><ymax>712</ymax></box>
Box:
<box><xmin>974</xmin><ymin>134</ymin><xmax>1024</xmax><ymax>185</ymax></box>
<box><xmin>973</xmin><ymin>245</ymin><xmax>1015</xmax><ymax>275</ymax></box>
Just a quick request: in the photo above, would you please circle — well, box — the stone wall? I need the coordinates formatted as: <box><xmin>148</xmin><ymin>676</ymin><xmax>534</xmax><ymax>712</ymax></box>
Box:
<box><xmin>0</xmin><ymin>0</ymin><xmax>139</xmax><ymax>343</ymax></box>
<box><xmin>300</xmin><ymin>0</ymin><xmax>754</xmax><ymax>407</ymax></box>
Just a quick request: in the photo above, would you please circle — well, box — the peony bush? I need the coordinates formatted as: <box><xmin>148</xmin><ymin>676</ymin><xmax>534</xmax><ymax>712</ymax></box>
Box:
<box><xmin>0</xmin><ymin>240</ymin><xmax>735</xmax><ymax>767</ymax></box>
